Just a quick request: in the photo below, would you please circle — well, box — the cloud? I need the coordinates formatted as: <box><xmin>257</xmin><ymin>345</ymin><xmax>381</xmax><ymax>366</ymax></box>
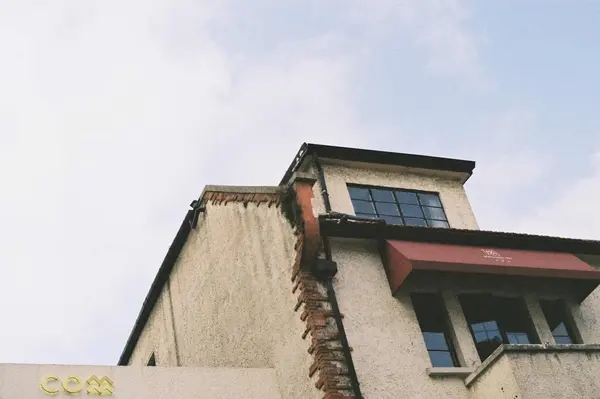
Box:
<box><xmin>5</xmin><ymin>0</ymin><xmax>591</xmax><ymax>368</ymax></box>
<box><xmin>344</xmin><ymin>0</ymin><xmax>485</xmax><ymax>82</ymax></box>
<box><xmin>514</xmin><ymin>151</ymin><xmax>600</xmax><ymax>240</ymax></box>
<box><xmin>0</xmin><ymin>0</ymin><xmax>385</xmax><ymax>364</ymax></box>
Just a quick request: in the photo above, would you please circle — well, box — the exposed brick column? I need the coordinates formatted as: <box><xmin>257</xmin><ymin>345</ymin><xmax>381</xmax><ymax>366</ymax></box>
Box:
<box><xmin>288</xmin><ymin>172</ymin><xmax>357</xmax><ymax>399</ymax></box>
<box><xmin>291</xmin><ymin>172</ymin><xmax>321</xmax><ymax>269</ymax></box>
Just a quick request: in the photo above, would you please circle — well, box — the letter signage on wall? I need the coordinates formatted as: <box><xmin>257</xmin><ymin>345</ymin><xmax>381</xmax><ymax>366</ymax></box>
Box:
<box><xmin>40</xmin><ymin>375</ymin><xmax>114</xmax><ymax>396</ymax></box>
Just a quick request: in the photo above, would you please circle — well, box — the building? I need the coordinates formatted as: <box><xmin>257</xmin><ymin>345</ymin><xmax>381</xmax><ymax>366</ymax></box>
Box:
<box><xmin>111</xmin><ymin>143</ymin><xmax>599</xmax><ymax>398</ymax></box>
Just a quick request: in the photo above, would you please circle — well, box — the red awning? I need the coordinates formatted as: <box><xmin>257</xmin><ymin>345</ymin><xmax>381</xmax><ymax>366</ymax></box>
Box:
<box><xmin>386</xmin><ymin>240</ymin><xmax>600</xmax><ymax>298</ymax></box>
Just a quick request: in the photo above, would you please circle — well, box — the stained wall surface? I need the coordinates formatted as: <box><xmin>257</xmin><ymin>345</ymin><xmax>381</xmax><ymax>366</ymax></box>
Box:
<box><xmin>468</xmin><ymin>348</ymin><xmax>600</xmax><ymax>399</ymax></box>
<box><xmin>128</xmin><ymin>200</ymin><xmax>321</xmax><ymax>399</ymax></box>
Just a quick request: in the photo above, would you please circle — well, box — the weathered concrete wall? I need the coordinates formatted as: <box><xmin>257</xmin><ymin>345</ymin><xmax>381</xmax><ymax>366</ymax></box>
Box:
<box><xmin>329</xmin><ymin>237</ymin><xmax>600</xmax><ymax>399</ymax></box>
<box><xmin>467</xmin><ymin>346</ymin><xmax>600</xmax><ymax>399</ymax></box>
<box><xmin>129</xmin><ymin>284</ymin><xmax>178</xmax><ymax>367</ymax></box>
<box><xmin>129</xmin><ymin>200</ymin><xmax>320</xmax><ymax>399</ymax></box>
<box><xmin>330</xmin><ymin>238</ymin><xmax>471</xmax><ymax>399</ymax></box>
<box><xmin>313</xmin><ymin>161</ymin><xmax>479</xmax><ymax>230</ymax></box>
<box><xmin>0</xmin><ymin>364</ymin><xmax>281</xmax><ymax>399</ymax></box>
<box><xmin>467</xmin><ymin>355</ymin><xmax>520</xmax><ymax>399</ymax></box>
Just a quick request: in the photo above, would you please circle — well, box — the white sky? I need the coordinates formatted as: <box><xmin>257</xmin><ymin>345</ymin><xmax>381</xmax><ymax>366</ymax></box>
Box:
<box><xmin>0</xmin><ymin>0</ymin><xmax>599</xmax><ymax>365</ymax></box>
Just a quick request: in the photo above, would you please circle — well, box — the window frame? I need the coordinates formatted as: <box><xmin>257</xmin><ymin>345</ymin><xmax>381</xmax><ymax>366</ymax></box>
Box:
<box><xmin>539</xmin><ymin>298</ymin><xmax>582</xmax><ymax>345</ymax></box>
<box><xmin>411</xmin><ymin>291</ymin><xmax>461</xmax><ymax>368</ymax></box>
<box><xmin>347</xmin><ymin>184</ymin><xmax>450</xmax><ymax>228</ymax></box>
<box><xmin>459</xmin><ymin>294</ymin><xmax>540</xmax><ymax>361</ymax></box>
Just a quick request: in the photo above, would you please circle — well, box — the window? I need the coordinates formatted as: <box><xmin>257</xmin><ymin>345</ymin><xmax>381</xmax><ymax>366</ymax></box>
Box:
<box><xmin>459</xmin><ymin>294</ymin><xmax>538</xmax><ymax>361</ymax></box>
<box><xmin>411</xmin><ymin>292</ymin><xmax>459</xmax><ymax>367</ymax></box>
<box><xmin>348</xmin><ymin>185</ymin><xmax>449</xmax><ymax>228</ymax></box>
<box><xmin>540</xmin><ymin>299</ymin><xmax>579</xmax><ymax>344</ymax></box>
<box><xmin>147</xmin><ymin>353</ymin><xmax>156</xmax><ymax>366</ymax></box>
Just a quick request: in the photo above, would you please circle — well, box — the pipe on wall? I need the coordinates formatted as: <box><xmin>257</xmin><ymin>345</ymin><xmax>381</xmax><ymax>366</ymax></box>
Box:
<box><xmin>314</xmin><ymin>155</ymin><xmax>363</xmax><ymax>398</ymax></box>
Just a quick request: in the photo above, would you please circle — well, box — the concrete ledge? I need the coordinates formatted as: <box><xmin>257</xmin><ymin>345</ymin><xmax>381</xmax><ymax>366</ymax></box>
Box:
<box><xmin>427</xmin><ymin>367</ymin><xmax>474</xmax><ymax>378</ymax></box>
<box><xmin>289</xmin><ymin>172</ymin><xmax>317</xmax><ymax>186</ymax></box>
<box><xmin>465</xmin><ymin>344</ymin><xmax>600</xmax><ymax>387</ymax></box>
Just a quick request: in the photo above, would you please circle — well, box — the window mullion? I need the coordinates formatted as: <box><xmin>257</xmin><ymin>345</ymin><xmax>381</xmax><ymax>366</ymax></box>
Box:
<box><xmin>394</xmin><ymin>192</ymin><xmax>405</xmax><ymax>222</ymax></box>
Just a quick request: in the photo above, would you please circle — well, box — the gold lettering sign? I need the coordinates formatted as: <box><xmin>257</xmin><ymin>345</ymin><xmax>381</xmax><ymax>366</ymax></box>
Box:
<box><xmin>40</xmin><ymin>375</ymin><xmax>114</xmax><ymax>396</ymax></box>
<box><xmin>86</xmin><ymin>376</ymin><xmax>114</xmax><ymax>396</ymax></box>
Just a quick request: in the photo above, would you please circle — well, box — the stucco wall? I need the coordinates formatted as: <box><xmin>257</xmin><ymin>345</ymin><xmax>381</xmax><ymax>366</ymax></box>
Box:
<box><xmin>129</xmin><ymin>285</ymin><xmax>177</xmax><ymax>366</ymax></box>
<box><xmin>468</xmin><ymin>347</ymin><xmax>600</xmax><ymax>399</ymax></box>
<box><xmin>329</xmin><ymin>238</ymin><xmax>471</xmax><ymax>399</ymax></box>
<box><xmin>0</xmin><ymin>364</ymin><xmax>281</xmax><ymax>399</ymax></box>
<box><xmin>328</xmin><ymin>237</ymin><xmax>600</xmax><ymax>399</ymax></box>
<box><xmin>467</xmin><ymin>355</ymin><xmax>520</xmax><ymax>399</ymax></box>
<box><xmin>128</xmin><ymin>201</ymin><xmax>321</xmax><ymax>399</ymax></box>
<box><xmin>314</xmin><ymin>161</ymin><xmax>479</xmax><ymax>230</ymax></box>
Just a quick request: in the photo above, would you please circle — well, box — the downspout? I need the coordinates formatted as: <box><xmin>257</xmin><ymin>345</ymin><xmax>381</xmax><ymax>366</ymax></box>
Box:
<box><xmin>313</xmin><ymin>155</ymin><xmax>332</xmax><ymax>213</ymax></box>
<box><xmin>313</xmin><ymin>156</ymin><xmax>363</xmax><ymax>399</ymax></box>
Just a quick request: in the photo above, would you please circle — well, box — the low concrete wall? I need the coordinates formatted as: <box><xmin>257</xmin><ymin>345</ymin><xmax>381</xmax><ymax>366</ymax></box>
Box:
<box><xmin>0</xmin><ymin>364</ymin><xmax>282</xmax><ymax>399</ymax></box>
<box><xmin>467</xmin><ymin>344</ymin><xmax>600</xmax><ymax>399</ymax></box>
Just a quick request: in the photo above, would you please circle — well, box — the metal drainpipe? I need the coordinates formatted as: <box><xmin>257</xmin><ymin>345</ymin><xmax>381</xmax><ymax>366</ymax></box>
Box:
<box><xmin>314</xmin><ymin>156</ymin><xmax>363</xmax><ymax>398</ymax></box>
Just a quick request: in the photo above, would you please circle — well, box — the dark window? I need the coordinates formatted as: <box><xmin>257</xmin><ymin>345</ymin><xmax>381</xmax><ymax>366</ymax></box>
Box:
<box><xmin>411</xmin><ymin>292</ymin><xmax>459</xmax><ymax>367</ymax></box>
<box><xmin>147</xmin><ymin>353</ymin><xmax>156</xmax><ymax>366</ymax></box>
<box><xmin>348</xmin><ymin>185</ymin><xmax>449</xmax><ymax>228</ymax></box>
<box><xmin>459</xmin><ymin>294</ymin><xmax>538</xmax><ymax>361</ymax></box>
<box><xmin>540</xmin><ymin>299</ymin><xmax>579</xmax><ymax>344</ymax></box>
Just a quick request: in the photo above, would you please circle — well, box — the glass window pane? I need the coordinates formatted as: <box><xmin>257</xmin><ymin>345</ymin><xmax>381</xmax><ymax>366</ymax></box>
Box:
<box><xmin>405</xmin><ymin>218</ymin><xmax>427</xmax><ymax>227</ymax></box>
<box><xmin>371</xmin><ymin>189</ymin><xmax>395</xmax><ymax>202</ymax></box>
<box><xmin>487</xmin><ymin>330</ymin><xmax>502</xmax><ymax>341</ymax></box>
<box><xmin>423</xmin><ymin>332</ymin><xmax>449</xmax><ymax>351</ymax></box>
<box><xmin>381</xmin><ymin>215</ymin><xmax>404</xmax><ymax>225</ymax></box>
<box><xmin>395</xmin><ymin>191</ymin><xmax>419</xmax><ymax>204</ymax></box>
<box><xmin>375</xmin><ymin>202</ymin><xmax>400</xmax><ymax>216</ymax></box>
<box><xmin>506</xmin><ymin>333</ymin><xmax>517</xmax><ymax>344</ymax></box>
<box><xmin>418</xmin><ymin>193</ymin><xmax>442</xmax><ymax>207</ymax></box>
<box><xmin>540</xmin><ymin>299</ymin><xmax>579</xmax><ymax>345</ymax></box>
<box><xmin>460</xmin><ymin>294</ymin><xmax>538</xmax><ymax>361</ymax></box>
<box><xmin>474</xmin><ymin>332</ymin><xmax>487</xmax><ymax>342</ymax></box>
<box><xmin>423</xmin><ymin>206</ymin><xmax>447</xmax><ymax>221</ymax></box>
<box><xmin>553</xmin><ymin>323</ymin><xmax>568</xmax><ymax>337</ymax></box>
<box><xmin>428</xmin><ymin>220</ymin><xmax>449</xmax><ymax>228</ymax></box>
<box><xmin>352</xmin><ymin>200</ymin><xmax>376</xmax><ymax>214</ymax></box>
<box><xmin>507</xmin><ymin>333</ymin><xmax>529</xmax><ymax>344</ymax></box>
<box><xmin>555</xmin><ymin>336</ymin><xmax>573</xmax><ymax>344</ymax></box>
<box><xmin>400</xmin><ymin>204</ymin><xmax>424</xmax><ymax>218</ymax></box>
<box><xmin>484</xmin><ymin>321</ymin><xmax>499</xmax><ymax>331</ymax></box>
<box><xmin>355</xmin><ymin>213</ymin><xmax>377</xmax><ymax>219</ymax></box>
<box><xmin>412</xmin><ymin>293</ymin><xmax>458</xmax><ymax>367</ymax></box>
<box><xmin>517</xmin><ymin>334</ymin><xmax>530</xmax><ymax>344</ymax></box>
<box><xmin>348</xmin><ymin>186</ymin><xmax>371</xmax><ymax>200</ymax></box>
<box><xmin>428</xmin><ymin>351</ymin><xmax>455</xmax><ymax>368</ymax></box>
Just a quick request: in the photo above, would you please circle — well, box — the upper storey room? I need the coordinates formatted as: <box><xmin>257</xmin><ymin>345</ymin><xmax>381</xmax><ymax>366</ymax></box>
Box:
<box><xmin>280</xmin><ymin>142</ymin><xmax>479</xmax><ymax>230</ymax></box>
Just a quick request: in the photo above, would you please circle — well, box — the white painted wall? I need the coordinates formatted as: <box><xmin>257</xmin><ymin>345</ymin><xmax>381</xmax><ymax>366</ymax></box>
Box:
<box><xmin>0</xmin><ymin>364</ymin><xmax>281</xmax><ymax>399</ymax></box>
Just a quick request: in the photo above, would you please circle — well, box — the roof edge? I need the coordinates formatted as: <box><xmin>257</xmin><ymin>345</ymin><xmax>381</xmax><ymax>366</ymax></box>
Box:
<box><xmin>118</xmin><ymin>209</ymin><xmax>193</xmax><ymax>365</ymax></box>
<box><xmin>319</xmin><ymin>213</ymin><xmax>600</xmax><ymax>255</ymax></box>
<box><xmin>279</xmin><ymin>143</ymin><xmax>476</xmax><ymax>185</ymax></box>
